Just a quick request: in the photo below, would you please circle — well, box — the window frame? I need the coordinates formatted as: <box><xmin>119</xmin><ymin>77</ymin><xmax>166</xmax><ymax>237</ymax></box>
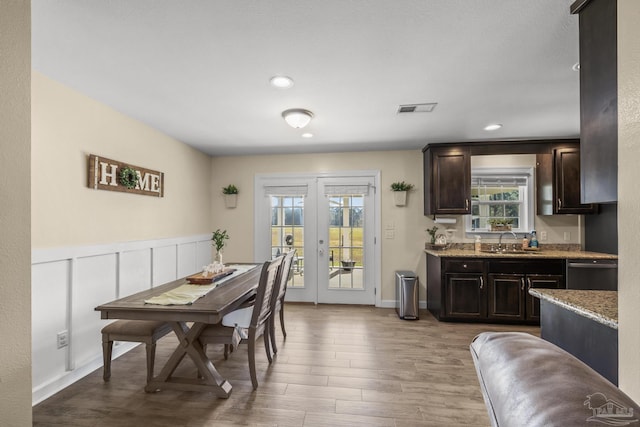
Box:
<box><xmin>465</xmin><ymin>167</ymin><xmax>534</xmax><ymax>237</ymax></box>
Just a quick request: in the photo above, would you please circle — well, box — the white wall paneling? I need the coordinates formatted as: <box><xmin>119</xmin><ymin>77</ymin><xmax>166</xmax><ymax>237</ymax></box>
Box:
<box><xmin>31</xmin><ymin>234</ymin><xmax>211</xmax><ymax>405</ymax></box>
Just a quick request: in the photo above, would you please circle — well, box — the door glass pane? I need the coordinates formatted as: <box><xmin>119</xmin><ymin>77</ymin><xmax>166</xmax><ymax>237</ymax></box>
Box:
<box><xmin>328</xmin><ymin>194</ymin><xmax>364</xmax><ymax>290</ymax></box>
<box><xmin>271</xmin><ymin>196</ymin><xmax>304</xmax><ymax>288</ymax></box>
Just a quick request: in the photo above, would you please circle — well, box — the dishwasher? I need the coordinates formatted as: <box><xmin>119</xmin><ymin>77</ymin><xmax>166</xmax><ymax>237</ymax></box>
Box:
<box><xmin>566</xmin><ymin>259</ymin><xmax>618</xmax><ymax>290</ymax></box>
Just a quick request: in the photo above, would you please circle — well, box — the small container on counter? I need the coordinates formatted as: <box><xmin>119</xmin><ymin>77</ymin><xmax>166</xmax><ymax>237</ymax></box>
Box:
<box><xmin>522</xmin><ymin>237</ymin><xmax>529</xmax><ymax>250</ymax></box>
<box><xmin>475</xmin><ymin>236</ymin><xmax>482</xmax><ymax>252</ymax></box>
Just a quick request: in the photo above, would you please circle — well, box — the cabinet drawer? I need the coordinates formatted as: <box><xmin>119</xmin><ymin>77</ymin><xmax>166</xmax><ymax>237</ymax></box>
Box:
<box><xmin>444</xmin><ymin>259</ymin><xmax>484</xmax><ymax>273</ymax></box>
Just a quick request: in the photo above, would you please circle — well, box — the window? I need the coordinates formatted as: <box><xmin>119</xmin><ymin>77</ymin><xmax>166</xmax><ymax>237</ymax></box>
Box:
<box><xmin>465</xmin><ymin>167</ymin><xmax>534</xmax><ymax>235</ymax></box>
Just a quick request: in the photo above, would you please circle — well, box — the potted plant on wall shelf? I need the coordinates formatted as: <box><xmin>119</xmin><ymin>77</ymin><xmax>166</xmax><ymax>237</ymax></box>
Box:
<box><xmin>390</xmin><ymin>181</ymin><xmax>414</xmax><ymax>206</ymax></box>
<box><xmin>222</xmin><ymin>184</ymin><xmax>239</xmax><ymax>208</ymax></box>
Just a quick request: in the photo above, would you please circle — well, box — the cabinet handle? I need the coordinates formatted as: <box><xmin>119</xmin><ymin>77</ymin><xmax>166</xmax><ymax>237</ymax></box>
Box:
<box><xmin>557</xmin><ymin>198</ymin><xmax>562</xmax><ymax>210</ymax></box>
<box><xmin>527</xmin><ymin>278</ymin><xmax>532</xmax><ymax>290</ymax></box>
<box><xmin>465</xmin><ymin>199</ymin><xmax>470</xmax><ymax>210</ymax></box>
<box><xmin>521</xmin><ymin>277</ymin><xmax>525</xmax><ymax>291</ymax></box>
<box><xmin>479</xmin><ymin>276</ymin><xmax>484</xmax><ymax>289</ymax></box>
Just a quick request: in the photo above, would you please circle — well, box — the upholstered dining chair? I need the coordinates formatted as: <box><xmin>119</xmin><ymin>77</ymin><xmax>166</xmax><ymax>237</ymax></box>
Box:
<box><xmin>269</xmin><ymin>249</ymin><xmax>295</xmax><ymax>356</ymax></box>
<box><xmin>101</xmin><ymin>320</ymin><xmax>172</xmax><ymax>382</ymax></box>
<box><xmin>199</xmin><ymin>255</ymin><xmax>285</xmax><ymax>389</ymax></box>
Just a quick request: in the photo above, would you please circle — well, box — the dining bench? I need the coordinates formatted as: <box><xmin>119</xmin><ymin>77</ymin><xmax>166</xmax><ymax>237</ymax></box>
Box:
<box><xmin>470</xmin><ymin>331</ymin><xmax>640</xmax><ymax>427</ymax></box>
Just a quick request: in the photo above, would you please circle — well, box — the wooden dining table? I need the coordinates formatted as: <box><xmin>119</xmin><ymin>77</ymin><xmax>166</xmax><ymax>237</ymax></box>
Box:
<box><xmin>95</xmin><ymin>264</ymin><xmax>261</xmax><ymax>398</ymax></box>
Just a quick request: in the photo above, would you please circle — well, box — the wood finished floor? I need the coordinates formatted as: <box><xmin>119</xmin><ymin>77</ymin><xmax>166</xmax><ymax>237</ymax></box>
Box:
<box><xmin>33</xmin><ymin>304</ymin><xmax>539</xmax><ymax>426</ymax></box>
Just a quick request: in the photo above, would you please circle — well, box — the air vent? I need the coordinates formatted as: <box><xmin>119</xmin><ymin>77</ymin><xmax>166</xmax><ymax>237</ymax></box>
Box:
<box><xmin>397</xmin><ymin>103</ymin><xmax>437</xmax><ymax>114</ymax></box>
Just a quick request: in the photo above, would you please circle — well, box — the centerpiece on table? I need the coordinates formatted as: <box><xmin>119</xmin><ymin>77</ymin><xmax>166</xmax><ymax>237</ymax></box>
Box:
<box><xmin>187</xmin><ymin>229</ymin><xmax>232</xmax><ymax>284</ymax></box>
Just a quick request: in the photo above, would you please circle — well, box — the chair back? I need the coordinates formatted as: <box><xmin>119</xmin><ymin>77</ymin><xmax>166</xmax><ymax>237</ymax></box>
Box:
<box><xmin>250</xmin><ymin>255</ymin><xmax>284</xmax><ymax>332</ymax></box>
<box><xmin>273</xmin><ymin>250</ymin><xmax>295</xmax><ymax>311</ymax></box>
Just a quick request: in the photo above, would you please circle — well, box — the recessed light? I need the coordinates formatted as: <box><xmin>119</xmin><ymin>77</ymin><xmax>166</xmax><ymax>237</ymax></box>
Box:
<box><xmin>484</xmin><ymin>124</ymin><xmax>503</xmax><ymax>131</ymax></box>
<box><xmin>270</xmin><ymin>76</ymin><xmax>294</xmax><ymax>89</ymax></box>
<box><xmin>301</xmin><ymin>133</ymin><xmax>313</xmax><ymax>138</ymax></box>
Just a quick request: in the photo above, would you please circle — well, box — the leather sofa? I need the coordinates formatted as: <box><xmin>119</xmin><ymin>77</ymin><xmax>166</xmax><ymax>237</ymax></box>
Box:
<box><xmin>470</xmin><ymin>331</ymin><xmax>640</xmax><ymax>427</ymax></box>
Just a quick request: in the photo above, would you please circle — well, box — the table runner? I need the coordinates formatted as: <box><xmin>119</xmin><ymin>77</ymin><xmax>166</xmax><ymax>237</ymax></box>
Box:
<box><xmin>144</xmin><ymin>264</ymin><xmax>258</xmax><ymax>305</ymax></box>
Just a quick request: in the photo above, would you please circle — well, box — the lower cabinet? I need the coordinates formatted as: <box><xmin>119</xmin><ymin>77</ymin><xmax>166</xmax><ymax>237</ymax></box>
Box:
<box><xmin>427</xmin><ymin>254</ymin><xmax>565</xmax><ymax>324</ymax></box>
<box><xmin>487</xmin><ymin>273</ymin><xmax>564</xmax><ymax>322</ymax></box>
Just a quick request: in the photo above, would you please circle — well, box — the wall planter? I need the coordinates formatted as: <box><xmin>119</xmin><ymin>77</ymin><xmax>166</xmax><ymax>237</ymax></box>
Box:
<box><xmin>222</xmin><ymin>184</ymin><xmax>239</xmax><ymax>209</ymax></box>
<box><xmin>390</xmin><ymin>181</ymin><xmax>414</xmax><ymax>207</ymax></box>
<box><xmin>224</xmin><ymin>194</ymin><xmax>237</xmax><ymax>208</ymax></box>
<box><xmin>393</xmin><ymin>191</ymin><xmax>407</xmax><ymax>206</ymax></box>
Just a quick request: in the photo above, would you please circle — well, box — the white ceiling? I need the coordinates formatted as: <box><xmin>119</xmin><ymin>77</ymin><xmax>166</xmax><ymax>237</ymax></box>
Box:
<box><xmin>31</xmin><ymin>0</ymin><xmax>580</xmax><ymax>157</ymax></box>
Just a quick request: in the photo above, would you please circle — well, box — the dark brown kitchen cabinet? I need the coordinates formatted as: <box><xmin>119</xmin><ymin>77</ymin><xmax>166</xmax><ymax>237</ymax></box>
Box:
<box><xmin>423</xmin><ymin>146</ymin><xmax>471</xmax><ymax>215</ymax></box>
<box><xmin>487</xmin><ymin>273</ymin><xmax>564</xmax><ymax>322</ymax></box>
<box><xmin>427</xmin><ymin>254</ymin><xmax>565</xmax><ymax>324</ymax></box>
<box><xmin>444</xmin><ymin>273</ymin><xmax>486</xmax><ymax>319</ymax></box>
<box><xmin>537</xmin><ymin>142</ymin><xmax>597</xmax><ymax>215</ymax></box>
<box><xmin>571</xmin><ymin>0</ymin><xmax>618</xmax><ymax>203</ymax></box>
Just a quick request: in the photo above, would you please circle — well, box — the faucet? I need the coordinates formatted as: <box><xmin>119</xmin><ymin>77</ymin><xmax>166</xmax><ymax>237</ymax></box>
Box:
<box><xmin>498</xmin><ymin>231</ymin><xmax>519</xmax><ymax>252</ymax></box>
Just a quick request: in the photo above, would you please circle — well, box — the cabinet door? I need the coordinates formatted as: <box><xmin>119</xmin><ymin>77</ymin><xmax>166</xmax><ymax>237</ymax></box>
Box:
<box><xmin>525</xmin><ymin>274</ymin><xmax>564</xmax><ymax>322</ymax></box>
<box><xmin>554</xmin><ymin>147</ymin><xmax>597</xmax><ymax>214</ymax></box>
<box><xmin>444</xmin><ymin>273</ymin><xmax>485</xmax><ymax>319</ymax></box>
<box><xmin>573</xmin><ymin>0</ymin><xmax>618</xmax><ymax>203</ymax></box>
<box><xmin>424</xmin><ymin>146</ymin><xmax>471</xmax><ymax>215</ymax></box>
<box><xmin>487</xmin><ymin>274</ymin><xmax>525</xmax><ymax>321</ymax></box>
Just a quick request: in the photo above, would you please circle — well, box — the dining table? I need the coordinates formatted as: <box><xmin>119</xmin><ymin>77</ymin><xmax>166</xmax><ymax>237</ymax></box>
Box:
<box><xmin>95</xmin><ymin>263</ymin><xmax>261</xmax><ymax>398</ymax></box>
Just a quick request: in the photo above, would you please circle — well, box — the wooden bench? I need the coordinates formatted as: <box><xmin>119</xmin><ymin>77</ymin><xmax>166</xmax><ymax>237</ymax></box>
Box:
<box><xmin>470</xmin><ymin>332</ymin><xmax>640</xmax><ymax>427</ymax></box>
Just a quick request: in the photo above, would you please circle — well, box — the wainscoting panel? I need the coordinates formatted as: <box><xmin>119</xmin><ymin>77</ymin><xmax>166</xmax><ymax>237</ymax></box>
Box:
<box><xmin>31</xmin><ymin>234</ymin><xmax>211</xmax><ymax>405</ymax></box>
<box><xmin>73</xmin><ymin>253</ymin><xmax>117</xmax><ymax>369</ymax></box>
<box><xmin>32</xmin><ymin>259</ymin><xmax>71</xmax><ymax>392</ymax></box>
<box><xmin>152</xmin><ymin>245</ymin><xmax>178</xmax><ymax>287</ymax></box>
<box><xmin>119</xmin><ymin>249</ymin><xmax>152</xmax><ymax>298</ymax></box>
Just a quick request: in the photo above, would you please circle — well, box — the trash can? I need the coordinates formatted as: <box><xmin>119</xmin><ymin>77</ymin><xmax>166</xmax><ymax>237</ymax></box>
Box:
<box><xmin>396</xmin><ymin>270</ymin><xmax>419</xmax><ymax>320</ymax></box>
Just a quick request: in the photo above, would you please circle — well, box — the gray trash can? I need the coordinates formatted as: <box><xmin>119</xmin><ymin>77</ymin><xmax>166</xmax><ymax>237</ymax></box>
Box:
<box><xmin>396</xmin><ymin>270</ymin><xmax>419</xmax><ymax>320</ymax></box>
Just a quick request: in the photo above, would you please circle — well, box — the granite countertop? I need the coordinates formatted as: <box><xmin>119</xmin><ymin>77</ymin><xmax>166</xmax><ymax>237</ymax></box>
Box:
<box><xmin>528</xmin><ymin>288</ymin><xmax>618</xmax><ymax>329</ymax></box>
<box><xmin>424</xmin><ymin>248</ymin><xmax>618</xmax><ymax>260</ymax></box>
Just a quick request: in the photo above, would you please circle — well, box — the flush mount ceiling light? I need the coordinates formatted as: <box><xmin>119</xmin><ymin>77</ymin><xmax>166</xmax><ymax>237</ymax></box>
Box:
<box><xmin>282</xmin><ymin>109</ymin><xmax>313</xmax><ymax>129</ymax></box>
<box><xmin>484</xmin><ymin>123</ymin><xmax>503</xmax><ymax>131</ymax></box>
<box><xmin>301</xmin><ymin>133</ymin><xmax>313</xmax><ymax>138</ymax></box>
<box><xmin>270</xmin><ymin>75</ymin><xmax>294</xmax><ymax>88</ymax></box>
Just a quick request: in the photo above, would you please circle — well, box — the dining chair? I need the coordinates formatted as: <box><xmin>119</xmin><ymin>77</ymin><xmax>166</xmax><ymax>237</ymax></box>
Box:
<box><xmin>101</xmin><ymin>320</ymin><xmax>172</xmax><ymax>382</ymax></box>
<box><xmin>199</xmin><ymin>255</ymin><xmax>285</xmax><ymax>389</ymax></box>
<box><xmin>269</xmin><ymin>249</ymin><xmax>295</xmax><ymax>356</ymax></box>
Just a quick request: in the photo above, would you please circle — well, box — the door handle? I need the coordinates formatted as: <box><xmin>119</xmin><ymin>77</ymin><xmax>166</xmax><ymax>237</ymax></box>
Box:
<box><xmin>319</xmin><ymin>248</ymin><xmax>324</xmax><ymax>256</ymax></box>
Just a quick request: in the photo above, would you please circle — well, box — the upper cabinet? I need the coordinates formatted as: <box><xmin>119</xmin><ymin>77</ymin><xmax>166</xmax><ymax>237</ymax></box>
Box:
<box><xmin>423</xmin><ymin>145</ymin><xmax>471</xmax><ymax>215</ymax></box>
<box><xmin>571</xmin><ymin>0</ymin><xmax>618</xmax><ymax>203</ymax></box>
<box><xmin>537</xmin><ymin>141</ymin><xmax>598</xmax><ymax>215</ymax></box>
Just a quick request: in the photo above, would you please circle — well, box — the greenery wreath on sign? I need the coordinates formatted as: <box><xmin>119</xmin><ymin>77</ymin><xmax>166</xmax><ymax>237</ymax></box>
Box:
<box><xmin>119</xmin><ymin>167</ymin><xmax>138</xmax><ymax>189</ymax></box>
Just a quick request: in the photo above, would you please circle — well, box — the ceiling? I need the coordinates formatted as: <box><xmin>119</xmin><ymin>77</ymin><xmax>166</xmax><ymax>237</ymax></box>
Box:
<box><xmin>31</xmin><ymin>0</ymin><xmax>580</xmax><ymax>157</ymax></box>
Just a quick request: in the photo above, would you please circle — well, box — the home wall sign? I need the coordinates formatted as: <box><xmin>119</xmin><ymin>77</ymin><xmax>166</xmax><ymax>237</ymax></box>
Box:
<box><xmin>87</xmin><ymin>154</ymin><xmax>164</xmax><ymax>197</ymax></box>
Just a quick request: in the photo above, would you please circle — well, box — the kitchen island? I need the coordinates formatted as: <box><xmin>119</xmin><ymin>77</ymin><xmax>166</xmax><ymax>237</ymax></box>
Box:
<box><xmin>529</xmin><ymin>288</ymin><xmax>618</xmax><ymax>385</ymax></box>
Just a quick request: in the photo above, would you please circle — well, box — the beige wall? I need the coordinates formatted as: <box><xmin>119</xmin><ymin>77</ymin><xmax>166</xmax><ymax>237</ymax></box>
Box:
<box><xmin>211</xmin><ymin>151</ymin><xmax>427</xmax><ymax>301</ymax></box>
<box><xmin>618</xmin><ymin>0</ymin><xmax>640</xmax><ymax>402</ymax></box>
<box><xmin>0</xmin><ymin>1</ymin><xmax>32</xmax><ymax>424</ymax></box>
<box><xmin>32</xmin><ymin>72</ymin><xmax>212</xmax><ymax>248</ymax></box>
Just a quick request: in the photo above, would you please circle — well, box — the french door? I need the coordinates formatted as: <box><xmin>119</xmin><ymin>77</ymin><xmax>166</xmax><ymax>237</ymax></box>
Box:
<box><xmin>254</xmin><ymin>172</ymin><xmax>379</xmax><ymax>305</ymax></box>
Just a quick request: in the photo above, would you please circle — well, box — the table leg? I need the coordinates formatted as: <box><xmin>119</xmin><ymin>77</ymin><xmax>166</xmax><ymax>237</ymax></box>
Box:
<box><xmin>144</xmin><ymin>321</ymin><xmax>233</xmax><ymax>398</ymax></box>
